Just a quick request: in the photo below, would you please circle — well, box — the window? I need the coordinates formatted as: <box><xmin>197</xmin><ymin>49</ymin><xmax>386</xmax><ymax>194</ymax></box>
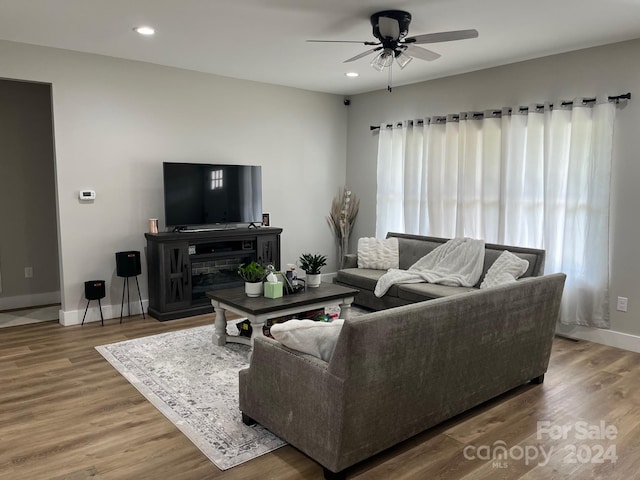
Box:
<box><xmin>375</xmin><ymin>100</ymin><xmax>617</xmax><ymax>328</ymax></box>
<box><xmin>210</xmin><ymin>169</ymin><xmax>223</xmax><ymax>190</ymax></box>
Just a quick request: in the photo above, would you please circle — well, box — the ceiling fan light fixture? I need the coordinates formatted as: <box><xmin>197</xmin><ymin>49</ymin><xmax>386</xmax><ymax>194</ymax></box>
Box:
<box><xmin>371</xmin><ymin>49</ymin><xmax>394</xmax><ymax>72</ymax></box>
<box><xmin>307</xmin><ymin>9</ymin><xmax>479</xmax><ymax>89</ymax></box>
<box><xmin>395</xmin><ymin>51</ymin><xmax>413</xmax><ymax>69</ymax></box>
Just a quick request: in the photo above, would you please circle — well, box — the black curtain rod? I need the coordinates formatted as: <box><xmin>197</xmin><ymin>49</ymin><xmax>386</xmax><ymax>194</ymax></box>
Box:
<box><xmin>370</xmin><ymin>92</ymin><xmax>631</xmax><ymax>131</ymax></box>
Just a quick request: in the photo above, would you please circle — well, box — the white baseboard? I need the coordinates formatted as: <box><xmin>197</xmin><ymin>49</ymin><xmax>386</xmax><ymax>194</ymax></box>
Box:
<box><xmin>0</xmin><ymin>291</ymin><xmax>61</xmax><ymax>310</ymax></box>
<box><xmin>63</xmin><ymin>273</ymin><xmax>339</xmax><ymax>325</ymax></box>
<box><xmin>60</xmin><ymin>299</ymin><xmax>149</xmax><ymax>326</ymax></box>
<box><xmin>321</xmin><ymin>272</ymin><xmax>337</xmax><ymax>283</ymax></box>
<box><xmin>555</xmin><ymin>323</ymin><xmax>640</xmax><ymax>353</ymax></box>
<box><xmin>326</xmin><ymin>270</ymin><xmax>640</xmax><ymax>354</ymax></box>
<box><xmin>55</xmin><ymin>288</ymin><xmax>640</xmax><ymax>354</ymax></box>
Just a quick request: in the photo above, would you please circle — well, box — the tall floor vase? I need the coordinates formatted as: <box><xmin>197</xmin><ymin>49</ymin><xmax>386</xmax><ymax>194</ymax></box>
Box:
<box><xmin>338</xmin><ymin>238</ymin><xmax>349</xmax><ymax>269</ymax></box>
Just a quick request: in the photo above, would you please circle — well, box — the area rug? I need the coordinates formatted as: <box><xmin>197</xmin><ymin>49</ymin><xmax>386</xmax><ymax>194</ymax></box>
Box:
<box><xmin>95</xmin><ymin>322</ymin><xmax>285</xmax><ymax>470</ymax></box>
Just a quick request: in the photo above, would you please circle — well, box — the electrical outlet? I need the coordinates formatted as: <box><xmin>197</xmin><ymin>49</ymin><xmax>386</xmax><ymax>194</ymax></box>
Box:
<box><xmin>617</xmin><ymin>296</ymin><xmax>628</xmax><ymax>312</ymax></box>
<box><xmin>25</xmin><ymin>267</ymin><xmax>33</xmax><ymax>278</ymax></box>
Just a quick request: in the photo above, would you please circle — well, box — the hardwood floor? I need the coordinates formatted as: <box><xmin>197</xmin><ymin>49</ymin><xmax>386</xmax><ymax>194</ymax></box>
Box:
<box><xmin>1</xmin><ymin>315</ymin><xmax>639</xmax><ymax>479</ymax></box>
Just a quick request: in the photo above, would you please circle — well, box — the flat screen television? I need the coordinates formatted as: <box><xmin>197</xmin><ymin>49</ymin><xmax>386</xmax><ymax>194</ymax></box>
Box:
<box><xmin>163</xmin><ymin>162</ymin><xmax>262</xmax><ymax>229</ymax></box>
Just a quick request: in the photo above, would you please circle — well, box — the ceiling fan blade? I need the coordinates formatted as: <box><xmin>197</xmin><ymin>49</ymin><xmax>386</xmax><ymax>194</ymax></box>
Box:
<box><xmin>307</xmin><ymin>40</ymin><xmax>379</xmax><ymax>45</ymax></box>
<box><xmin>343</xmin><ymin>48</ymin><xmax>380</xmax><ymax>63</ymax></box>
<box><xmin>406</xmin><ymin>29</ymin><xmax>479</xmax><ymax>44</ymax></box>
<box><xmin>378</xmin><ymin>16</ymin><xmax>401</xmax><ymax>40</ymax></box>
<box><xmin>406</xmin><ymin>45</ymin><xmax>441</xmax><ymax>61</ymax></box>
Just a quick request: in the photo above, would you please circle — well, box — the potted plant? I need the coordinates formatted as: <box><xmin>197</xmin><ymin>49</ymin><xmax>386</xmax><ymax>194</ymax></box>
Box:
<box><xmin>238</xmin><ymin>261</ymin><xmax>266</xmax><ymax>297</ymax></box>
<box><xmin>298</xmin><ymin>253</ymin><xmax>327</xmax><ymax>288</ymax></box>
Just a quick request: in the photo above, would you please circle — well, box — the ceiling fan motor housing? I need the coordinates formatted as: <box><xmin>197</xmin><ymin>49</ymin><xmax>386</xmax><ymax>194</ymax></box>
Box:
<box><xmin>371</xmin><ymin>10</ymin><xmax>412</xmax><ymax>41</ymax></box>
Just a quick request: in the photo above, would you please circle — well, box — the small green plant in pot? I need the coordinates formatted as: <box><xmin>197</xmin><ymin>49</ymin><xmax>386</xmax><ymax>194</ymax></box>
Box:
<box><xmin>298</xmin><ymin>253</ymin><xmax>327</xmax><ymax>288</ymax></box>
<box><xmin>238</xmin><ymin>261</ymin><xmax>266</xmax><ymax>297</ymax></box>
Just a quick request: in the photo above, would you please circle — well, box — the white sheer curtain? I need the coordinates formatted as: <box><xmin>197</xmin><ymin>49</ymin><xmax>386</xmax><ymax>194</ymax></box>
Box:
<box><xmin>376</xmin><ymin>124</ymin><xmax>405</xmax><ymax>238</ymax></box>
<box><xmin>375</xmin><ymin>99</ymin><xmax>616</xmax><ymax>328</ymax></box>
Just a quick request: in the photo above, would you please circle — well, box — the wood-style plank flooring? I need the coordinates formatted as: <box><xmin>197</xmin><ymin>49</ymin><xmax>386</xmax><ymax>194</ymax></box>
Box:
<box><xmin>1</xmin><ymin>315</ymin><xmax>639</xmax><ymax>479</ymax></box>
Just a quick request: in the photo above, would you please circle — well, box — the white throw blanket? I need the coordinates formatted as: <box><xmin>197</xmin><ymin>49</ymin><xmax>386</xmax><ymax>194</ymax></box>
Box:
<box><xmin>374</xmin><ymin>237</ymin><xmax>486</xmax><ymax>297</ymax></box>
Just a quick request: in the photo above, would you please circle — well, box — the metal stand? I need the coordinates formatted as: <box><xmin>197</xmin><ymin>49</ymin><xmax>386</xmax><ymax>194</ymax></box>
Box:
<box><xmin>82</xmin><ymin>298</ymin><xmax>104</xmax><ymax>326</ymax></box>
<box><xmin>120</xmin><ymin>276</ymin><xmax>145</xmax><ymax>323</ymax></box>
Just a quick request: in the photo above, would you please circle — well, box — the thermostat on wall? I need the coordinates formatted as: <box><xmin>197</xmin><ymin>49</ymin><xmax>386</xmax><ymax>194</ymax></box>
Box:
<box><xmin>79</xmin><ymin>189</ymin><xmax>96</xmax><ymax>201</ymax></box>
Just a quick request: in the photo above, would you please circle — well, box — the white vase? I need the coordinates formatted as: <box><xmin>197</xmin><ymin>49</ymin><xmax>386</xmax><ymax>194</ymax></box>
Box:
<box><xmin>245</xmin><ymin>282</ymin><xmax>263</xmax><ymax>297</ymax></box>
<box><xmin>306</xmin><ymin>273</ymin><xmax>322</xmax><ymax>288</ymax></box>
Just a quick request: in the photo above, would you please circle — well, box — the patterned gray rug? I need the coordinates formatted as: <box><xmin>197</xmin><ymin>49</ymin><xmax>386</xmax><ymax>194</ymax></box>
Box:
<box><xmin>96</xmin><ymin>323</ymin><xmax>285</xmax><ymax>470</ymax></box>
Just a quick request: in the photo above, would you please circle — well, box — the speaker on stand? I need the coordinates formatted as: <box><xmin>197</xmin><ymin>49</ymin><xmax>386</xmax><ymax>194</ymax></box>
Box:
<box><xmin>115</xmin><ymin>251</ymin><xmax>145</xmax><ymax>322</ymax></box>
<box><xmin>82</xmin><ymin>280</ymin><xmax>106</xmax><ymax>326</ymax></box>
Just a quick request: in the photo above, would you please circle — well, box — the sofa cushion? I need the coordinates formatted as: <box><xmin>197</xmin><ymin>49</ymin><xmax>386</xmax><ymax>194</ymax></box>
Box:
<box><xmin>270</xmin><ymin>319</ymin><xmax>344</xmax><ymax>362</ymax></box>
<box><xmin>357</xmin><ymin>237</ymin><xmax>399</xmax><ymax>270</ymax></box>
<box><xmin>397</xmin><ymin>283</ymin><xmax>476</xmax><ymax>302</ymax></box>
<box><xmin>394</xmin><ymin>237</ymin><xmax>443</xmax><ymax>270</ymax></box>
<box><xmin>480</xmin><ymin>250</ymin><xmax>529</xmax><ymax>289</ymax></box>
<box><xmin>336</xmin><ymin>268</ymin><xmax>401</xmax><ymax>298</ymax></box>
<box><xmin>479</xmin><ymin>249</ymin><xmax>539</xmax><ymax>285</ymax></box>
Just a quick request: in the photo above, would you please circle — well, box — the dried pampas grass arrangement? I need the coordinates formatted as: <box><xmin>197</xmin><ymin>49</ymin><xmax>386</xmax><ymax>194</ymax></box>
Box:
<box><xmin>326</xmin><ymin>187</ymin><xmax>360</xmax><ymax>268</ymax></box>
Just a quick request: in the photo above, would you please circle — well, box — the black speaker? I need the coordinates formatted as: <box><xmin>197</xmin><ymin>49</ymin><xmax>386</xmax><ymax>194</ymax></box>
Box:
<box><xmin>84</xmin><ymin>280</ymin><xmax>106</xmax><ymax>300</ymax></box>
<box><xmin>116</xmin><ymin>251</ymin><xmax>141</xmax><ymax>277</ymax></box>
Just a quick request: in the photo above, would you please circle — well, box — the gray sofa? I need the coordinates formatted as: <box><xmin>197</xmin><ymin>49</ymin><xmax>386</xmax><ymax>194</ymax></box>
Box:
<box><xmin>335</xmin><ymin>232</ymin><xmax>546</xmax><ymax>311</ymax></box>
<box><xmin>239</xmin><ymin>273</ymin><xmax>566</xmax><ymax>479</ymax></box>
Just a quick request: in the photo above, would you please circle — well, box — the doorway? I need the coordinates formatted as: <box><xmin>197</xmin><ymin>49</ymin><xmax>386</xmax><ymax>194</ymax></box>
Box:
<box><xmin>0</xmin><ymin>78</ymin><xmax>60</xmax><ymax>326</ymax></box>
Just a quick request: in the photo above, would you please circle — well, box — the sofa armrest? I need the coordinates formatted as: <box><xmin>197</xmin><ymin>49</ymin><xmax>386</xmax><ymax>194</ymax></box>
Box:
<box><xmin>342</xmin><ymin>253</ymin><xmax>358</xmax><ymax>269</ymax></box>
<box><xmin>238</xmin><ymin>336</ymin><xmax>346</xmax><ymax>471</ymax></box>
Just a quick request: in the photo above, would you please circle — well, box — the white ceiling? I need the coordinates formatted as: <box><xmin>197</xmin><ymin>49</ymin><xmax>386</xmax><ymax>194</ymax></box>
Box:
<box><xmin>1</xmin><ymin>0</ymin><xmax>640</xmax><ymax>95</ymax></box>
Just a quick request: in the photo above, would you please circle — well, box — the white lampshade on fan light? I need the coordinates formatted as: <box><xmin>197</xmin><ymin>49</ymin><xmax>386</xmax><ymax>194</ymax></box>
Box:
<box><xmin>370</xmin><ymin>48</ymin><xmax>413</xmax><ymax>71</ymax></box>
<box><xmin>370</xmin><ymin>48</ymin><xmax>394</xmax><ymax>71</ymax></box>
<box><xmin>395</xmin><ymin>50</ymin><xmax>413</xmax><ymax>69</ymax></box>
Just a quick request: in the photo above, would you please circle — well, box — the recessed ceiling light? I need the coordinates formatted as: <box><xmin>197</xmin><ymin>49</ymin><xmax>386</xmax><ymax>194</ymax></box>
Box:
<box><xmin>134</xmin><ymin>26</ymin><xmax>155</xmax><ymax>36</ymax></box>
<box><xmin>345</xmin><ymin>72</ymin><xmax>359</xmax><ymax>78</ymax></box>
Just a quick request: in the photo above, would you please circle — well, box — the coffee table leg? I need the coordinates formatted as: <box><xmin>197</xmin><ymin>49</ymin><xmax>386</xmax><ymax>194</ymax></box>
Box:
<box><xmin>213</xmin><ymin>304</ymin><xmax>227</xmax><ymax>346</ymax></box>
<box><xmin>249</xmin><ymin>320</ymin><xmax>265</xmax><ymax>346</ymax></box>
<box><xmin>338</xmin><ymin>297</ymin><xmax>353</xmax><ymax>320</ymax></box>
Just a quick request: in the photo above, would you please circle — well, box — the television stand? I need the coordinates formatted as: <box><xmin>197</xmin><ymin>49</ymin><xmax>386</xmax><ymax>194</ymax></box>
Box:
<box><xmin>145</xmin><ymin>227</ymin><xmax>282</xmax><ymax>321</ymax></box>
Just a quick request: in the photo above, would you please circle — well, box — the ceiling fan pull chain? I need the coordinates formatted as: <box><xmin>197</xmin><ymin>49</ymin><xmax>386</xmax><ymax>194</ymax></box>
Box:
<box><xmin>388</xmin><ymin>62</ymin><xmax>393</xmax><ymax>92</ymax></box>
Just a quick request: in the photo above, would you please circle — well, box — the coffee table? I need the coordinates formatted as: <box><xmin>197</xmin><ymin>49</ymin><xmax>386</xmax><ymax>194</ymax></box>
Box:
<box><xmin>206</xmin><ymin>283</ymin><xmax>359</xmax><ymax>346</ymax></box>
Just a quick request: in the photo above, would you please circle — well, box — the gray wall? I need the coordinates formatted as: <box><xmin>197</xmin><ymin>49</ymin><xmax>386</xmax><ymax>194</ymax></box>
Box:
<box><xmin>3</xmin><ymin>34</ymin><xmax>639</xmax><ymax>348</ymax></box>
<box><xmin>0</xmin><ymin>79</ymin><xmax>59</xmax><ymax>307</ymax></box>
<box><xmin>346</xmin><ymin>38</ymin><xmax>640</xmax><ymax>346</ymax></box>
<box><xmin>0</xmin><ymin>40</ymin><xmax>348</xmax><ymax>324</ymax></box>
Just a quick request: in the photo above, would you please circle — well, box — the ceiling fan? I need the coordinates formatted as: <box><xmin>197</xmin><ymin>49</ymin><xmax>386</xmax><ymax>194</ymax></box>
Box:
<box><xmin>307</xmin><ymin>10</ymin><xmax>478</xmax><ymax>91</ymax></box>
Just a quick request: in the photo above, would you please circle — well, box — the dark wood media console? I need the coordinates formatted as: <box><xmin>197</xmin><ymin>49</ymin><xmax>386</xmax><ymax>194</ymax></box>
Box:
<box><xmin>145</xmin><ymin>227</ymin><xmax>282</xmax><ymax>321</ymax></box>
